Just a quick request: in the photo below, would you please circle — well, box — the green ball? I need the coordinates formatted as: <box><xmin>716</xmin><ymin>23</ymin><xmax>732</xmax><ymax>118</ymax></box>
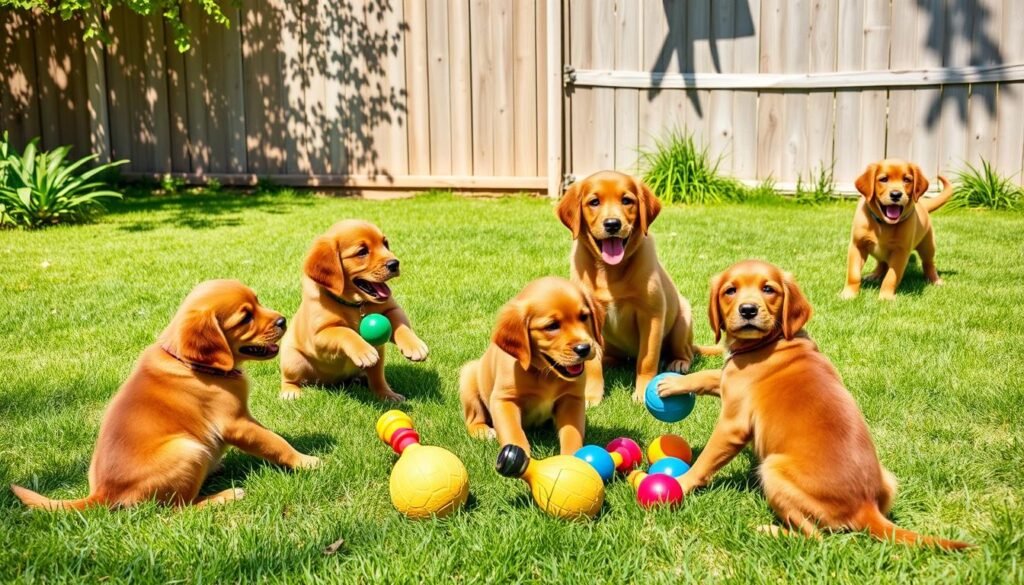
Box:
<box><xmin>359</xmin><ymin>314</ymin><xmax>392</xmax><ymax>346</ymax></box>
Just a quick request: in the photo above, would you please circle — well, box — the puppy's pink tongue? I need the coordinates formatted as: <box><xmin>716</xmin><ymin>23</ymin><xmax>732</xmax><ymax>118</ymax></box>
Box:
<box><xmin>600</xmin><ymin>238</ymin><xmax>625</xmax><ymax>265</ymax></box>
<box><xmin>566</xmin><ymin>363</ymin><xmax>584</xmax><ymax>376</ymax></box>
<box><xmin>884</xmin><ymin>205</ymin><xmax>901</xmax><ymax>220</ymax></box>
<box><xmin>371</xmin><ymin>282</ymin><xmax>391</xmax><ymax>299</ymax></box>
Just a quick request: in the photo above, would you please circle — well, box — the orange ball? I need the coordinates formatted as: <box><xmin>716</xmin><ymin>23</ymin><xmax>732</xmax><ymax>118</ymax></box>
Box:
<box><xmin>648</xmin><ymin>434</ymin><xmax>692</xmax><ymax>465</ymax></box>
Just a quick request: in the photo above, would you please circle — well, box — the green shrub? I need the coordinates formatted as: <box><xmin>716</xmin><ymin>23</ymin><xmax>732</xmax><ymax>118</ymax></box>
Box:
<box><xmin>637</xmin><ymin>129</ymin><xmax>745</xmax><ymax>205</ymax></box>
<box><xmin>950</xmin><ymin>159</ymin><xmax>1022</xmax><ymax>210</ymax></box>
<box><xmin>794</xmin><ymin>163</ymin><xmax>837</xmax><ymax>205</ymax></box>
<box><xmin>743</xmin><ymin>178</ymin><xmax>778</xmax><ymax>200</ymax></box>
<box><xmin>160</xmin><ymin>173</ymin><xmax>186</xmax><ymax>195</ymax></box>
<box><xmin>0</xmin><ymin>134</ymin><xmax>127</xmax><ymax>229</ymax></box>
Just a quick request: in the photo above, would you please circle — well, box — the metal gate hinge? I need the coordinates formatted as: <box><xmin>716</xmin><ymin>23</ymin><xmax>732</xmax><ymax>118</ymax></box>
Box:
<box><xmin>563</xmin><ymin>65</ymin><xmax>576</xmax><ymax>85</ymax></box>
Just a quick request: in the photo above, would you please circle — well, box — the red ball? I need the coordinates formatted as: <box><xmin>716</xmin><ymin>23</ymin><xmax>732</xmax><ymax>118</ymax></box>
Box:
<box><xmin>636</xmin><ymin>473</ymin><xmax>684</xmax><ymax>508</ymax></box>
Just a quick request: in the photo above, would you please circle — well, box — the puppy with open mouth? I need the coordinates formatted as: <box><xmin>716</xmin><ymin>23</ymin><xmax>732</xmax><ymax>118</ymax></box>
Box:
<box><xmin>279</xmin><ymin>220</ymin><xmax>429</xmax><ymax>401</ymax></box>
<box><xmin>459</xmin><ymin>277</ymin><xmax>604</xmax><ymax>455</ymax></box>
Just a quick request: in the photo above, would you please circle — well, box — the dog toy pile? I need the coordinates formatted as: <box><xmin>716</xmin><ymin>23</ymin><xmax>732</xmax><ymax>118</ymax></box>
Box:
<box><xmin>627</xmin><ymin>469</ymin><xmax>684</xmax><ymax>508</ymax></box>
<box><xmin>495</xmin><ymin>444</ymin><xmax>605</xmax><ymax>521</ymax></box>
<box><xmin>574</xmin><ymin>438</ymin><xmax>643</xmax><ymax>483</ymax></box>
<box><xmin>645</xmin><ymin>373</ymin><xmax>696</xmax><ymax>422</ymax></box>
<box><xmin>376</xmin><ymin>410</ymin><xmax>468</xmax><ymax>519</ymax></box>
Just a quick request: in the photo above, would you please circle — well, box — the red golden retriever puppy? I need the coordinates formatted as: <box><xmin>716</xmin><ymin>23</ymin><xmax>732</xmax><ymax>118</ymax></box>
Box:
<box><xmin>11</xmin><ymin>280</ymin><xmax>320</xmax><ymax>510</ymax></box>
<box><xmin>459</xmin><ymin>277</ymin><xmax>604</xmax><ymax>455</ymax></box>
<box><xmin>842</xmin><ymin>159</ymin><xmax>953</xmax><ymax>300</ymax></box>
<box><xmin>658</xmin><ymin>261</ymin><xmax>970</xmax><ymax>549</ymax></box>
<box><xmin>557</xmin><ymin>170</ymin><xmax>713</xmax><ymax>404</ymax></box>
<box><xmin>280</xmin><ymin>220</ymin><xmax>428</xmax><ymax>401</ymax></box>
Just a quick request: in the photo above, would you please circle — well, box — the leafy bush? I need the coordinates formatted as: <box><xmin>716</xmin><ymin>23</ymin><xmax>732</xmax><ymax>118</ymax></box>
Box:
<box><xmin>794</xmin><ymin>163</ymin><xmax>837</xmax><ymax>205</ymax></box>
<box><xmin>950</xmin><ymin>159</ymin><xmax>1022</xmax><ymax>210</ymax></box>
<box><xmin>0</xmin><ymin>134</ymin><xmax>127</xmax><ymax>229</ymax></box>
<box><xmin>637</xmin><ymin>129</ymin><xmax>745</xmax><ymax>205</ymax></box>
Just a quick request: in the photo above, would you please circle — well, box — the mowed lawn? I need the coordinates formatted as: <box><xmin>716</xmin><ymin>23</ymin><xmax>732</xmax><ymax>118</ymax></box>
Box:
<box><xmin>1</xmin><ymin>191</ymin><xmax>1022</xmax><ymax>583</ymax></box>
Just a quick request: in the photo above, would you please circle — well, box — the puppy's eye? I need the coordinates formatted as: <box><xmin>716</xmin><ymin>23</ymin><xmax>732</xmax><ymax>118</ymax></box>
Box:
<box><xmin>724</xmin><ymin>286</ymin><xmax>737</xmax><ymax>296</ymax></box>
<box><xmin>356</xmin><ymin>246</ymin><xmax>369</xmax><ymax>257</ymax></box>
<box><xmin>580</xmin><ymin>313</ymin><xmax>589</xmax><ymax>322</ymax></box>
<box><xmin>762</xmin><ymin>285</ymin><xmax>776</xmax><ymax>295</ymax></box>
<box><xmin>544</xmin><ymin>321</ymin><xmax>560</xmax><ymax>331</ymax></box>
<box><xmin>622</xmin><ymin>196</ymin><xmax>635</xmax><ymax>205</ymax></box>
<box><xmin>903</xmin><ymin>176</ymin><xmax>912</xmax><ymax>183</ymax></box>
<box><xmin>879</xmin><ymin>176</ymin><xmax>888</xmax><ymax>183</ymax></box>
<box><xmin>238</xmin><ymin>311</ymin><xmax>252</xmax><ymax>326</ymax></box>
<box><xmin>587</xmin><ymin>198</ymin><xmax>600</xmax><ymax>207</ymax></box>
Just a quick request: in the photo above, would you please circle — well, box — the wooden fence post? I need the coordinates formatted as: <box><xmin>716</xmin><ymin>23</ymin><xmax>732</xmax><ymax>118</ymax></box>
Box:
<box><xmin>546</xmin><ymin>0</ymin><xmax>562</xmax><ymax>198</ymax></box>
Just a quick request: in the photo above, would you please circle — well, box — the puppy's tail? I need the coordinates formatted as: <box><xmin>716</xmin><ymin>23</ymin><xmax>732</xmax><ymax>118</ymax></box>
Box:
<box><xmin>10</xmin><ymin>484</ymin><xmax>99</xmax><ymax>511</ymax></box>
<box><xmin>694</xmin><ymin>344</ymin><xmax>724</xmax><ymax>357</ymax></box>
<box><xmin>856</xmin><ymin>503</ymin><xmax>971</xmax><ymax>551</ymax></box>
<box><xmin>921</xmin><ymin>175</ymin><xmax>954</xmax><ymax>213</ymax></box>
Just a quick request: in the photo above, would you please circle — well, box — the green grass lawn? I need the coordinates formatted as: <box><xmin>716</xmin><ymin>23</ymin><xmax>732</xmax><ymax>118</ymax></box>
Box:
<box><xmin>1</xmin><ymin>190</ymin><xmax>1022</xmax><ymax>583</ymax></box>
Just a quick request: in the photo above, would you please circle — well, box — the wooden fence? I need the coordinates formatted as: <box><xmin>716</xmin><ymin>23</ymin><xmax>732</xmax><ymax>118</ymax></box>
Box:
<box><xmin>2</xmin><ymin>1</ymin><xmax>1023</xmax><ymax>196</ymax></box>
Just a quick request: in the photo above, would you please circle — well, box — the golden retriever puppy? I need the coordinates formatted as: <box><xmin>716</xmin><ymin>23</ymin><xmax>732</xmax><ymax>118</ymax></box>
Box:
<box><xmin>658</xmin><ymin>261</ymin><xmax>970</xmax><ymax>549</ymax></box>
<box><xmin>557</xmin><ymin>170</ymin><xmax>711</xmax><ymax>404</ymax></box>
<box><xmin>11</xmin><ymin>280</ymin><xmax>320</xmax><ymax>510</ymax></box>
<box><xmin>459</xmin><ymin>277</ymin><xmax>604</xmax><ymax>455</ymax></box>
<box><xmin>842</xmin><ymin>159</ymin><xmax>953</xmax><ymax>300</ymax></box>
<box><xmin>280</xmin><ymin>220</ymin><xmax>428</xmax><ymax>402</ymax></box>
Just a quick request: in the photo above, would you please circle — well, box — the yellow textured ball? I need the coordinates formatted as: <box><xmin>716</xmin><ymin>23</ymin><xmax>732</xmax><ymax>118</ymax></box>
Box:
<box><xmin>389</xmin><ymin>444</ymin><xmax>469</xmax><ymax>519</ymax></box>
<box><xmin>527</xmin><ymin>455</ymin><xmax>605</xmax><ymax>521</ymax></box>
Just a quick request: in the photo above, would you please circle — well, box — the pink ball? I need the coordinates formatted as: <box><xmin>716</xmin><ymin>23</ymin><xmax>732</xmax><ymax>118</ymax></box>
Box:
<box><xmin>636</xmin><ymin>473</ymin><xmax>684</xmax><ymax>508</ymax></box>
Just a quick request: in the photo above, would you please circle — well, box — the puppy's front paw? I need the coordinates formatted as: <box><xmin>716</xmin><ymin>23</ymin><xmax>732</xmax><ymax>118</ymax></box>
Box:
<box><xmin>376</xmin><ymin>389</ymin><xmax>406</xmax><ymax>402</ymax></box>
<box><xmin>664</xmin><ymin>359</ymin><xmax>691</xmax><ymax>374</ymax></box>
<box><xmin>279</xmin><ymin>387</ymin><xmax>302</xmax><ymax>400</ymax></box>
<box><xmin>585</xmin><ymin>395</ymin><xmax>604</xmax><ymax>409</ymax></box>
<box><xmin>839</xmin><ymin>287</ymin><xmax>859</xmax><ymax>300</ymax></box>
<box><xmin>349</xmin><ymin>343</ymin><xmax>380</xmax><ymax>369</ymax></box>
<box><xmin>657</xmin><ymin>375</ymin><xmax>692</xmax><ymax>398</ymax></box>
<box><xmin>469</xmin><ymin>425</ymin><xmax>497</xmax><ymax>441</ymax></box>
<box><xmin>295</xmin><ymin>455</ymin><xmax>321</xmax><ymax>470</ymax></box>
<box><xmin>397</xmin><ymin>336</ymin><xmax>429</xmax><ymax>362</ymax></box>
<box><xmin>878</xmin><ymin>290</ymin><xmax>897</xmax><ymax>301</ymax></box>
<box><xmin>677</xmin><ymin>472</ymin><xmax>701</xmax><ymax>495</ymax></box>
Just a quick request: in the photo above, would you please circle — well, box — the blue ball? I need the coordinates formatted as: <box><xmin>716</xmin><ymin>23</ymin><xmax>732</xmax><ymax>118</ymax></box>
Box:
<box><xmin>575</xmin><ymin>445</ymin><xmax>615</xmax><ymax>483</ymax></box>
<box><xmin>645</xmin><ymin>373</ymin><xmax>696</xmax><ymax>423</ymax></box>
<box><xmin>648</xmin><ymin>456</ymin><xmax>690</xmax><ymax>478</ymax></box>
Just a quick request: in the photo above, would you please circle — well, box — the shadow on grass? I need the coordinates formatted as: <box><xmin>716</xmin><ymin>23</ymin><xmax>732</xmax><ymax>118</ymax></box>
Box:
<box><xmin>859</xmin><ymin>257</ymin><xmax>959</xmax><ymax>297</ymax></box>
<box><xmin>3</xmin><ymin>453</ymin><xmax>92</xmax><ymax>509</ymax></box>
<box><xmin>305</xmin><ymin>363</ymin><xmax>442</xmax><ymax>407</ymax></box>
<box><xmin>107</xmin><ymin>190</ymin><xmax>309</xmax><ymax>232</ymax></box>
<box><xmin>203</xmin><ymin>432</ymin><xmax>337</xmax><ymax>494</ymax></box>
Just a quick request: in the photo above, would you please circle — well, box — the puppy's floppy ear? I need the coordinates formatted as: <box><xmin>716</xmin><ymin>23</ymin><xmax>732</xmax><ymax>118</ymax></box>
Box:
<box><xmin>910</xmin><ymin>163</ymin><xmax>930</xmax><ymax>201</ymax></box>
<box><xmin>635</xmin><ymin>178</ymin><xmax>662</xmax><ymax>235</ymax></box>
<box><xmin>781</xmin><ymin>272</ymin><xmax>812</xmax><ymax>340</ymax></box>
<box><xmin>707</xmin><ymin>272</ymin><xmax>725</xmax><ymax>343</ymax></box>
<box><xmin>556</xmin><ymin>181</ymin><xmax>583</xmax><ymax>239</ymax></box>
<box><xmin>493</xmin><ymin>301</ymin><xmax>531</xmax><ymax>370</ymax></box>
<box><xmin>303</xmin><ymin>235</ymin><xmax>344</xmax><ymax>297</ymax></box>
<box><xmin>855</xmin><ymin>163</ymin><xmax>878</xmax><ymax>199</ymax></box>
<box><xmin>581</xmin><ymin>288</ymin><xmax>605</xmax><ymax>348</ymax></box>
<box><xmin>164</xmin><ymin>309</ymin><xmax>234</xmax><ymax>371</ymax></box>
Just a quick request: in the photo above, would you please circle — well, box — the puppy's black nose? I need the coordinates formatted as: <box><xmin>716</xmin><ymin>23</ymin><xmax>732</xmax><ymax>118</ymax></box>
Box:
<box><xmin>889</xmin><ymin>191</ymin><xmax>903</xmax><ymax>201</ymax></box>
<box><xmin>274</xmin><ymin>317</ymin><xmax>287</xmax><ymax>329</ymax></box>
<box><xmin>386</xmin><ymin>259</ymin><xmax>400</xmax><ymax>273</ymax></box>
<box><xmin>603</xmin><ymin>218</ymin><xmax>622</xmax><ymax>234</ymax></box>
<box><xmin>739</xmin><ymin>304</ymin><xmax>758</xmax><ymax>319</ymax></box>
<box><xmin>572</xmin><ymin>343</ymin><xmax>591</xmax><ymax>358</ymax></box>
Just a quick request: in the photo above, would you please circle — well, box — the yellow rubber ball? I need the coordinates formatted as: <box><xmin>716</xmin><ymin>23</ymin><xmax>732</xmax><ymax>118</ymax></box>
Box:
<box><xmin>389</xmin><ymin>444</ymin><xmax>469</xmax><ymax>519</ymax></box>
<box><xmin>531</xmin><ymin>455</ymin><xmax>605</xmax><ymax>521</ymax></box>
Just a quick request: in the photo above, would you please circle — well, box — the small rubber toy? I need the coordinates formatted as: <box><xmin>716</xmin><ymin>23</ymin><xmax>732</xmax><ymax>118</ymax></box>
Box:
<box><xmin>574</xmin><ymin>438</ymin><xmax>644</xmax><ymax>483</ymax></box>
<box><xmin>496</xmin><ymin>444</ymin><xmax>604</xmax><ymax>520</ymax></box>
<box><xmin>647</xmin><ymin>434</ymin><xmax>693</xmax><ymax>465</ymax></box>
<box><xmin>645</xmin><ymin>373</ymin><xmax>696</xmax><ymax>423</ymax></box>
<box><xmin>376</xmin><ymin>410</ymin><xmax>469</xmax><ymax>519</ymax></box>
<box><xmin>648</xmin><ymin>456</ymin><xmax>690</xmax><ymax>478</ymax></box>
<box><xmin>360</xmin><ymin>314</ymin><xmax>393</xmax><ymax>346</ymax></box>
<box><xmin>627</xmin><ymin>470</ymin><xmax>684</xmax><ymax>508</ymax></box>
